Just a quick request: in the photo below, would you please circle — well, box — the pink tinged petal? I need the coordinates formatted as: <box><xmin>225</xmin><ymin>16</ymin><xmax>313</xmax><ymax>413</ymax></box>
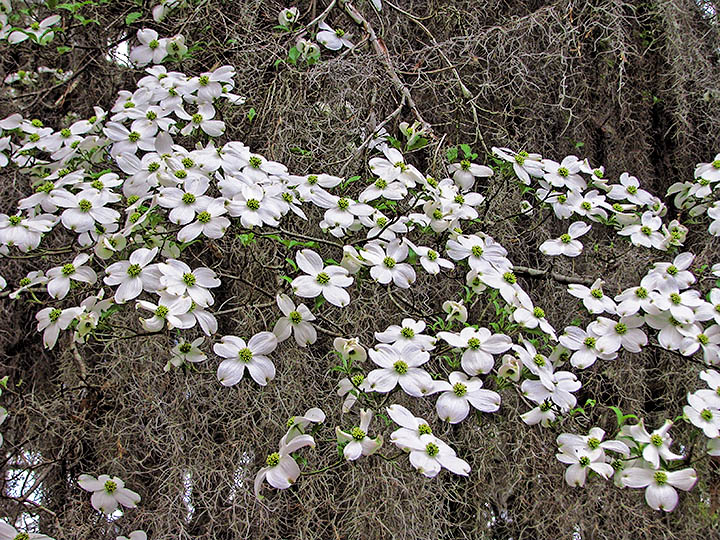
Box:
<box><xmin>386</xmin><ymin>404</ymin><xmax>419</xmax><ymax>430</ymax></box>
<box><xmin>621</xmin><ymin>467</ymin><xmax>654</xmax><ymax>488</ymax></box>
<box><xmin>276</xmin><ymin>293</ymin><xmax>295</xmax><ymax>315</ymax></box>
<box><xmin>344</xmin><ymin>441</ymin><xmax>363</xmax><ymax>460</ymax></box>
<box><xmin>177</xmin><ymin>222</ymin><xmax>203</xmax><ymax>242</ymax></box>
<box><xmin>565</xmin><ymin>464</ymin><xmax>587</xmax><ymax>487</ymax></box>
<box><xmin>265</xmin><ymin>463</ymin><xmax>292</xmax><ymax>490</ymax></box>
<box><xmin>248</xmin><ymin>331</ymin><xmax>278</xmax><ymax>355</ymax></box>
<box><xmin>436</xmin><ymin>393</ymin><xmax>470</xmax><ymax>423</ymax></box>
<box><xmin>91</xmin><ymin>491</ymin><xmax>119</xmax><ymax>514</ymax></box>
<box><xmin>409</xmin><ymin>451</ymin><xmax>441</xmax><ymax>477</ymax></box>
<box><xmin>438</xmin><ymin>454</ymin><xmax>471</xmax><ymax>476</ymax></box>
<box><xmin>48</xmin><ymin>277</ymin><xmax>70</xmax><ymax>299</ymax></box>
<box><xmin>78</xmin><ymin>474</ymin><xmax>103</xmax><ymax>492</ymax></box>
<box><xmin>296</xmin><ymin>249</ymin><xmax>323</xmax><ymax>275</ymax></box>
<box><xmin>115</xmin><ymin>487</ymin><xmax>141</xmax><ymax>508</ymax></box>
<box><xmin>589</xmin><ymin>462</ymin><xmax>614</xmax><ymax>479</ymax></box>
<box><xmin>292</xmin><ymin>275</ymin><xmax>322</xmax><ymax>298</ymax></box>
<box><xmin>115</xmin><ymin>278</ymin><xmax>143</xmax><ymax>303</ymax></box>
<box><xmin>645</xmin><ymin>483</ymin><xmax>678</xmax><ymax>512</ymax></box>
<box><xmin>667</xmin><ymin>468</ymin><xmax>697</xmax><ymax>491</ymax></box>
<box><xmin>247</xmin><ymin>356</ymin><xmax>275</xmax><ymax>385</ymax></box>
<box><xmin>466</xmin><ymin>389</ymin><xmax>501</xmax><ymax>412</ymax></box>
<box><xmin>367</xmin><ymin>369</ymin><xmax>399</xmax><ymax>393</ymax></box>
<box><xmin>273</xmin><ymin>318</ymin><xmax>292</xmax><ymax>341</ymax></box>
<box><xmin>322</xmin><ymin>285</ymin><xmax>350</xmax><ymax>307</ymax></box>
<box><xmin>217</xmin><ymin>359</ymin><xmax>246</xmax><ymax>386</ymax></box>
<box><xmin>461</xmin><ymin>349</ymin><xmax>495</xmax><ymax>375</ymax></box>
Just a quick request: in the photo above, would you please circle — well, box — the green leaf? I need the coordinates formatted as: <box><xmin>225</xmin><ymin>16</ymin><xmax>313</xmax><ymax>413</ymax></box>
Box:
<box><xmin>446</xmin><ymin>147</ymin><xmax>458</xmax><ymax>163</ymax></box>
<box><xmin>246</xmin><ymin>107</ymin><xmax>256</xmax><ymax>122</ymax></box>
<box><xmin>125</xmin><ymin>12</ymin><xmax>142</xmax><ymax>25</ymax></box>
<box><xmin>288</xmin><ymin>46</ymin><xmax>301</xmax><ymax>64</ymax></box>
<box><xmin>57</xmin><ymin>45</ymin><xmax>72</xmax><ymax>54</ymax></box>
<box><xmin>285</xmin><ymin>257</ymin><xmax>298</xmax><ymax>271</ymax></box>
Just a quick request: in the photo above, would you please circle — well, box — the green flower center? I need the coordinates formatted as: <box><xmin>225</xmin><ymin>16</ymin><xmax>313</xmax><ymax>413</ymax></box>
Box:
<box><xmin>514</xmin><ymin>154</ymin><xmax>525</xmax><ymax>165</ymax></box>
<box><xmin>266</xmin><ymin>452</ymin><xmax>280</xmax><ymax>467</ymax></box>
<box><xmin>62</xmin><ymin>263</ymin><xmax>76</xmax><ymax>276</ymax></box>
<box><xmin>699</xmin><ymin>178</ymin><xmax>710</xmax><ymax>186</ymax></box>
<box><xmin>393</xmin><ymin>360</ymin><xmax>408</xmax><ymax>375</ymax></box>
<box><xmin>400</xmin><ymin>327</ymin><xmax>415</xmax><ymax>338</ymax></box>
<box><xmin>124</xmin><ymin>101</ymin><xmax>135</xmax><ymax>109</ymax></box>
<box><xmin>581</xmin><ymin>201</ymin><xmax>592</xmax><ymax>210</ymax></box>
<box><xmin>19</xmin><ymin>277</ymin><xmax>31</xmax><ymax>287</ymax></box>
<box><xmin>335</xmin><ymin>28</ymin><xmax>345</xmax><ymax>37</ymax></box>
<box><xmin>307</xmin><ymin>175</ymin><xmax>318</xmax><ymax>185</ymax></box>
<box><xmin>611</xmin><ymin>458</ymin><xmax>624</xmax><ymax>471</ymax></box>
<box><xmin>155</xmin><ymin>305</ymin><xmax>169</xmax><ymax>318</ymax></box>
<box><xmin>712</xmin><ymin>159</ymin><xmax>720</xmax><ymax>169</ymax></box>
<box><xmin>453</xmin><ymin>382</ymin><xmax>468</xmax><ymax>397</ymax></box>
<box><xmin>503</xmin><ymin>272</ymin><xmax>517</xmax><ymax>284</ymax></box>
<box><xmin>667</xmin><ymin>265</ymin><xmax>678</xmax><ymax>276</ymax></box>
<box><xmin>669</xmin><ymin>316</ymin><xmax>681</xmax><ymax>327</ymax></box>
<box><xmin>8</xmin><ymin>215</ymin><xmax>22</xmax><ymax>226</ymax></box>
<box><xmin>376</xmin><ymin>217</ymin><xmax>387</xmax><ymax>227</ymax></box>
<box><xmin>246</xmin><ymin>198</ymin><xmax>260</xmax><ymax>210</ymax></box>
<box><xmin>238</xmin><ymin>347</ymin><xmax>253</xmax><ymax>363</ymax></box>
<box><xmin>78</xmin><ymin>199</ymin><xmax>93</xmax><ymax>212</ymax></box>
<box><xmin>181</xmin><ymin>157</ymin><xmax>194</xmax><ymax>168</ymax></box>
<box><xmin>29</xmin><ymin>133</ymin><xmax>40</xmax><ymax>142</ymax></box>
<box><xmin>454</xmin><ymin>195</ymin><xmax>465</xmax><ymax>204</ymax></box>
<box><xmin>192</xmin><ymin>113</ymin><xmax>203</xmax><ymax>124</ymax></box>
<box><xmin>127</xmin><ymin>264</ymin><xmax>142</xmax><ymax>278</ymax></box>
<box><xmin>557</xmin><ymin>194</ymin><xmax>567</xmax><ymax>204</ymax></box>
<box><xmin>128</xmin><ymin>131</ymin><xmax>141</xmax><ymax>142</ymax></box>
<box><xmin>14</xmin><ymin>533</ymin><xmax>30</xmax><ymax>540</ymax></box>
<box><xmin>338</xmin><ymin>198</ymin><xmax>350</xmax><ymax>210</ymax></box>
<box><xmin>425</xmin><ymin>442</ymin><xmax>439</xmax><ymax>457</ymax></box>
<box><xmin>471</xmin><ymin>245</ymin><xmax>484</xmax><ymax>258</ymax></box>
<box><xmin>146</xmin><ymin>110</ymin><xmax>158</xmax><ymax>121</ymax></box>
<box><xmin>427</xmin><ymin>250</ymin><xmax>438</xmax><ymax>261</ymax></box>
<box><xmin>583</xmin><ymin>337</ymin><xmax>596</xmax><ymax>348</ymax></box>
<box><xmin>614</xmin><ymin>322</ymin><xmax>627</xmax><ymax>335</ymax></box>
<box><xmin>654</xmin><ymin>471</ymin><xmax>667</xmax><ymax>485</ymax></box>
<box><xmin>590</xmin><ymin>288</ymin><xmax>603</xmax><ymax>298</ymax></box>
<box><xmin>587</xmin><ymin>437</ymin><xmax>600</xmax><ymax>450</ymax></box>
<box><xmin>539</xmin><ymin>401</ymin><xmax>552</xmax><ymax>412</ymax></box>
<box><xmin>651</xmin><ymin>434</ymin><xmax>663</xmax><ymax>447</ymax></box>
<box><xmin>670</xmin><ymin>293</ymin><xmax>682</xmax><ymax>305</ymax></box>
<box><xmin>375</xmin><ymin>178</ymin><xmax>387</xmax><ymax>189</ymax></box>
<box><xmin>183</xmin><ymin>273</ymin><xmax>196</xmax><ymax>287</ymax></box>
<box><xmin>31</xmin><ymin>119</ymin><xmax>43</xmax><ymax>127</ymax></box>
<box><xmin>196</xmin><ymin>211</ymin><xmax>211</xmax><ymax>224</ymax></box>
<box><xmin>179</xmin><ymin>343</ymin><xmax>192</xmax><ymax>354</ymax></box>
<box><xmin>594</xmin><ymin>169</ymin><xmax>603</xmax><ymax>178</ymax></box>
<box><xmin>198</xmin><ymin>75</ymin><xmax>210</xmax><ymax>86</ymax></box>
<box><xmin>104</xmin><ymin>480</ymin><xmax>117</xmax><ymax>494</ymax></box>
<box><xmin>282</xmin><ymin>192</ymin><xmax>293</xmax><ymax>202</ymax></box>
<box><xmin>467</xmin><ymin>337</ymin><xmax>481</xmax><ymax>350</ymax></box>
<box><xmin>640</xmin><ymin>226</ymin><xmax>652</xmax><ymax>235</ymax></box>
<box><xmin>36</xmin><ymin>181</ymin><xmax>55</xmax><ymax>193</ymax></box>
<box><xmin>612</xmin><ymin>203</ymin><xmax>624</xmax><ymax>212</ymax></box>
<box><xmin>383</xmin><ymin>257</ymin><xmax>396</xmax><ymax>268</ymax></box>
<box><xmin>129</xmin><ymin>212</ymin><xmax>141</xmax><ymax>223</ymax></box>
<box><xmin>249</xmin><ymin>156</ymin><xmax>262</xmax><ymax>168</ymax></box>
<box><xmin>560</xmin><ymin>233</ymin><xmax>572</xmax><ymax>243</ymax></box>
<box><xmin>351</xmin><ymin>427</ymin><xmax>365</xmax><ymax>441</ymax></box>
<box><xmin>432</xmin><ymin>209</ymin><xmax>443</xmax><ymax>220</ymax></box>
<box><xmin>49</xmin><ymin>308</ymin><xmax>62</xmax><ymax>323</ymax></box>
<box><xmin>701</xmin><ymin>408</ymin><xmax>713</xmax><ymax>421</ymax></box>
<box><xmin>636</xmin><ymin>287</ymin><xmax>648</xmax><ymax>299</ymax></box>
<box><xmin>148</xmin><ymin>162</ymin><xmax>160</xmax><ymax>172</ymax></box>
<box><xmin>61</xmin><ymin>128</ymin><xmax>72</xmax><ymax>138</ymax></box>
<box><xmin>557</xmin><ymin>167</ymin><xmax>569</xmax><ymax>177</ymax></box>
<box><xmin>533</xmin><ymin>307</ymin><xmax>545</xmax><ymax>319</ymax></box>
<box><xmin>289</xmin><ymin>310</ymin><xmax>302</xmax><ymax>324</ymax></box>
<box><xmin>533</xmin><ymin>354</ymin><xmax>545</xmax><ymax>367</ymax></box>
<box><xmin>626</xmin><ymin>185</ymin><xmax>638</xmax><ymax>195</ymax></box>
<box><xmin>579</xmin><ymin>456</ymin><xmax>591</xmax><ymax>467</ymax></box>
<box><xmin>394</xmin><ymin>161</ymin><xmax>407</xmax><ymax>172</ymax></box>
<box><xmin>351</xmin><ymin>374</ymin><xmax>364</xmax><ymax>386</ymax></box>
<box><xmin>174</xmin><ymin>170</ymin><xmax>187</xmax><ymax>180</ymax></box>
<box><xmin>460</xmin><ymin>159</ymin><xmax>471</xmax><ymax>171</ymax></box>
<box><xmin>148</xmin><ymin>39</ymin><xmax>159</xmax><ymax>49</ymax></box>
<box><xmin>426</xmin><ymin>177</ymin><xmax>438</xmax><ymax>187</ymax></box>
<box><xmin>316</xmin><ymin>272</ymin><xmax>330</xmax><ymax>285</ymax></box>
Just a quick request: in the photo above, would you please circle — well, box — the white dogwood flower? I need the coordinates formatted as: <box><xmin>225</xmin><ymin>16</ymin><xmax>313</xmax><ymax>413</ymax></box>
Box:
<box><xmin>621</xmin><ymin>466</ymin><xmax>696</xmax><ymax>512</ymax></box>
<box><xmin>273</xmin><ymin>293</ymin><xmax>317</xmax><ymax>347</ymax></box>
<box><xmin>366</xmin><ymin>343</ymin><xmax>435</xmax><ymax>397</ymax></box>
<box><xmin>46</xmin><ymin>253</ymin><xmax>97</xmax><ymax>299</ymax></box>
<box><xmin>214</xmin><ymin>332</ymin><xmax>278</xmax><ymax>386</ymax></box>
<box><xmin>539</xmin><ymin>221</ymin><xmax>591</xmax><ymax>257</ymax></box>
<box><xmin>104</xmin><ymin>247</ymin><xmax>158</xmax><ymax>303</ymax></box>
<box><xmin>336</xmin><ymin>409</ymin><xmax>383</xmax><ymax>460</ymax></box>
<box><xmin>434</xmin><ymin>371</ymin><xmax>501</xmax><ymax>424</ymax></box>
<box><xmin>78</xmin><ymin>474</ymin><xmax>141</xmax><ymax>514</ymax></box>
<box><xmin>291</xmin><ymin>249</ymin><xmax>353</xmax><ymax>307</ymax></box>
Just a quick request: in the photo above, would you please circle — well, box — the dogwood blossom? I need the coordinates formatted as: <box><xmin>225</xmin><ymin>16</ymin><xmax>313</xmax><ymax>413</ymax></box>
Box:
<box><xmin>291</xmin><ymin>249</ymin><xmax>353</xmax><ymax>307</ymax></box>
<box><xmin>621</xmin><ymin>466</ymin><xmax>696</xmax><ymax>512</ymax></box>
<box><xmin>215</xmin><ymin>332</ymin><xmax>278</xmax><ymax>386</ymax></box>
<box><xmin>434</xmin><ymin>371</ymin><xmax>501</xmax><ymax>423</ymax></box>
<box><xmin>273</xmin><ymin>293</ymin><xmax>317</xmax><ymax>347</ymax></box>
<box><xmin>78</xmin><ymin>474</ymin><xmax>141</xmax><ymax>514</ymax></box>
<box><xmin>336</xmin><ymin>409</ymin><xmax>383</xmax><ymax>460</ymax></box>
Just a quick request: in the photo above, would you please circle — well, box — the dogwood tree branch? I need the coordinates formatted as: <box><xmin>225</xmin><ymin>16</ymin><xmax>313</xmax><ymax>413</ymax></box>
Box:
<box><xmin>511</xmin><ymin>265</ymin><xmax>594</xmax><ymax>286</ymax></box>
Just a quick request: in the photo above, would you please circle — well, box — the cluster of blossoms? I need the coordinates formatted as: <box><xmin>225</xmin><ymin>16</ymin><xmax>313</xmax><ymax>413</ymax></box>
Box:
<box><xmin>667</xmin><ymin>153</ymin><xmax>720</xmax><ymax>238</ymax></box>
<box><xmin>493</xmin><ymin>148</ymin><xmax>687</xmax><ymax>255</ymax></box>
<box><xmin>76</xmin><ymin>474</ymin><xmax>145</xmax><ymax>539</ymax></box>
<box><xmin>556</xmin><ymin>420</ymin><xmax>697</xmax><ymax>512</ymax></box>
<box><xmin>2</xmin><ymin>6</ymin><xmax>720</xmax><ymax>523</ymax></box>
